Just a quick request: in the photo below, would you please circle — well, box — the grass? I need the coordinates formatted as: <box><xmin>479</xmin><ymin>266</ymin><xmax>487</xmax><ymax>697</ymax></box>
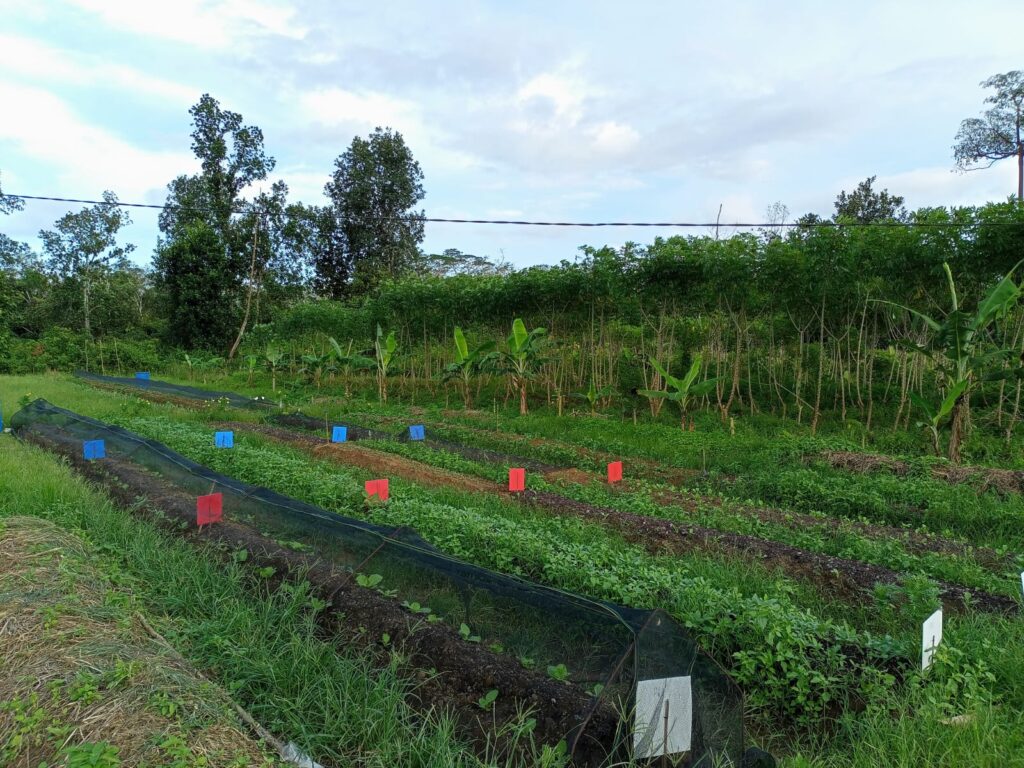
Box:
<box><xmin>4</xmin><ymin>372</ymin><xmax>1024</xmax><ymax>767</ymax></box>
<box><xmin>0</xmin><ymin>427</ymin><xmax>508</xmax><ymax>768</ymax></box>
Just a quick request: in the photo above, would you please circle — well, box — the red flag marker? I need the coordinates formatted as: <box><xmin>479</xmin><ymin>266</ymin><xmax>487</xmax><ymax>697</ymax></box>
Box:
<box><xmin>508</xmin><ymin>468</ymin><xmax>525</xmax><ymax>492</ymax></box>
<box><xmin>365</xmin><ymin>479</ymin><xmax>390</xmax><ymax>501</ymax></box>
<box><xmin>197</xmin><ymin>493</ymin><xmax>223</xmax><ymax>526</ymax></box>
<box><xmin>607</xmin><ymin>461</ymin><xmax>623</xmax><ymax>484</ymax></box>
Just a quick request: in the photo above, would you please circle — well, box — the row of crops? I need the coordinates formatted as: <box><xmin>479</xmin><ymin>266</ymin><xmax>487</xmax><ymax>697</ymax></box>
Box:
<box><xmin>6</xmin><ymin>372</ymin><xmax>1024</xmax><ymax>766</ymax></box>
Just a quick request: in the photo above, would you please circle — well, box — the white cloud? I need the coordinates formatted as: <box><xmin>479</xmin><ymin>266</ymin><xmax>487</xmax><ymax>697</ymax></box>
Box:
<box><xmin>0</xmin><ymin>83</ymin><xmax>196</xmax><ymax>199</ymax></box>
<box><xmin>298</xmin><ymin>88</ymin><xmax>419</xmax><ymax>132</ymax></box>
<box><xmin>589</xmin><ymin>121</ymin><xmax>640</xmax><ymax>154</ymax></box>
<box><xmin>0</xmin><ymin>34</ymin><xmax>197</xmax><ymax>105</ymax></box>
<box><xmin>874</xmin><ymin>164</ymin><xmax>1020</xmax><ymax>209</ymax></box>
<box><xmin>62</xmin><ymin>0</ymin><xmax>307</xmax><ymax>49</ymax></box>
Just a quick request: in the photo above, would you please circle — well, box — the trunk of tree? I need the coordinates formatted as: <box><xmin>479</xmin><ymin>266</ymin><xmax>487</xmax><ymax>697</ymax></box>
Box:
<box><xmin>228</xmin><ymin>217</ymin><xmax>260</xmax><ymax>360</ymax></box>
<box><xmin>83</xmin><ymin>277</ymin><xmax>91</xmax><ymax>337</ymax></box>
<box><xmin>1018</xmin><ymin>143</ymin><xmax>1023</xmax><ymax>203</ymax></box>
<box><xmin>518</xmin><ymin>378</ymin><xmax>528</xmax><ymax>415</ymax></box>
<box><xmin>947</xmin><ymin>393</ymin><xmax>969</xmax><ymax>464</ymax></box>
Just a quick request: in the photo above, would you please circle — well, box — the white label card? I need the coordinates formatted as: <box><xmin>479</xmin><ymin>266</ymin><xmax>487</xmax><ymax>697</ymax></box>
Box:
<box><xmin>921</xmin><ymin>608</ymin><xmax>943</xmax><ymax>670</ymax></box>
<box><xmin>634</xmin><ymin>676</ymin><xmax>692</xmax><ymax>759</ymax></box>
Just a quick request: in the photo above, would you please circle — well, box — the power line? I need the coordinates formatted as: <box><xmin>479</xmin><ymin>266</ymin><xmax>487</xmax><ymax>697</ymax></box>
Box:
<box><xmin>5</xmin><ymin>192</ymin><xmax>1023</xmax><ymax>229</ymax></box>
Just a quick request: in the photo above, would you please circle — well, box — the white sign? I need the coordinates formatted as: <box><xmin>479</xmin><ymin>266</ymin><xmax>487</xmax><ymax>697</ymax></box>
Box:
<box><xmin>634</xmin><ymin>676</ymin><xmax>692</xmax><ymax>759</ymax></box>
<box><xmin>921</xmin><ymin>608</ymin><xmax>943</xmax><ymax>670</ymax></box>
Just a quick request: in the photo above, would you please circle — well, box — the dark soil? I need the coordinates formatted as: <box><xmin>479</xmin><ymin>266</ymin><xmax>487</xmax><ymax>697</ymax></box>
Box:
<box><xmin>229</xmin><ymin>422</ymin><xmax>1019</xmax><ymax>616</ymax></box>
<box><xmin>20</xmin><ymin>425</ymin><xmax>624</xmax><ymax>767</ymax></box>
<box><xmin>819</xmin><ymin>450</ymin><xmax>1024</xmax><ymax>496</ymax></box>
<box><xmin>648</xmin><ymin>488</ymin><xmax>1013</xmax><ymax>571</ymax></box>
<box><xmin>519</xmin><ymin>488</ymin><xmax>1019</xmax><ymax>615</ymax></box>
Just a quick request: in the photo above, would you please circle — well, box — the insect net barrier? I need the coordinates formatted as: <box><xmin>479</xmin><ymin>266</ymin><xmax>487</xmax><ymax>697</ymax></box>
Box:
<box><xmin>56</xmin><ymin>381</ymin><xmax>762</xmax><ymax>765</ymax></box>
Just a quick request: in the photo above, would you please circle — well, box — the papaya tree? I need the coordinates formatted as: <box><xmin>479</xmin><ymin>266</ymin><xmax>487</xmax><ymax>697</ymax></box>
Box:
<box><xmin>443</xmin><ymin>327</ymin><xmax>495</xmax><ymax>408</ymax></box>
<box><xmin>497</xmin><ymin>318</ymin><xmax>547</xmax><ymax>415</ymax></box>
<box><xmin>638</xmin><ymin>354</ymin><xmax>719</xmax><ymax>428</ymax></box>
<box><xmin>373</xmin><ymin>325</ymin><xmax>399</xmax><ymax>404</ymax></box>
<box><xmin>884</xmin><ymin>261</ymin><xmax>1024</xmax><ymax>462</ymax></box>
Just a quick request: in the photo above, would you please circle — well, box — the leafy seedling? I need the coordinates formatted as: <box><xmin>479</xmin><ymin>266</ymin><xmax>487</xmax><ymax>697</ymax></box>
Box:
<box><xmin>356</xmin><ymin>573</ymin><xmax>383</xmax><ymax>589</ymax></box>
<box><xmin>477</xmin><ymin>689</ymin><xmax>499</xmax><ymax>711</ymax></box>
<box><xmin>546</xmin><ymin>663</ymin><xmax>569</xmax><ymax>681</ymax></box>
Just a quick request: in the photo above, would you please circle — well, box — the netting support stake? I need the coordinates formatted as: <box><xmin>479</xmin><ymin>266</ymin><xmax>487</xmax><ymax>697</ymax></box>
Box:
<box><xmin>661</xmin><ymin>699</ymin><xmax>670</xmax><ymax>767</ymax></box>
<box><xmin>324</xmin><ymin>529</ymin><xmax>402</xmax><ymax>607</ymax></box>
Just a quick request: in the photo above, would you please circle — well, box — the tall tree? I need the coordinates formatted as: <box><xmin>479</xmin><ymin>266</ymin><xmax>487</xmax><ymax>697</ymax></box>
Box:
<box><xmin>153</xmin><ymin>221</ymin><xmax>233</xmax><ymax>349</ymax></box>
<box><xmin>322</xmin><ymin>127</ymin><xmax>425</xmax><ymax>297</ymax></box>
<box><xmin>39</xmin><ymin>191</ymin><xmax>134</xmax><ymax>336</ymax></box>
<box><xmin>156</xmin><ymin>94</ymin><xmax>276</xmax><ymax>350</ymax></box>
<box><xmin>954</xmin><ymin>71</ymin><xmax>1024</xmax><ymax>202</ymax></box>
<box><xmin>290</xmin><ymin>202</ymin><xmax>349</xmax><ymax>298</ymax></box>
<box><xmin>833</xmin><ymin>176</ymin><xmax>907</xmax><ymax>223</ymax></box>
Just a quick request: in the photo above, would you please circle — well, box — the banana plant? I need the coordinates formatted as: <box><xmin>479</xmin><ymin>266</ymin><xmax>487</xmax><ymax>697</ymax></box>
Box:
<box><xmin>497</xmin><ymin>318</ymin><xmax>547</xmax><ymax>415</ymax></box>
<box><xmin>443</xmin><ymin>327</ymin><xmax>495</xmax><ymax>408</ymax></box>
<box><xmin>299</xmin><ymin>353</ymin><xmax>334</xmax><ymax>390</ymax></box>
<box><xmin>264</xmin><ymin>345</ymin><xmax>285</xmax><ymax>393</ymax></box>
<box><xmin>638</xmin><ymin>354</ymin><xmax>720</xmax><ymax>429</ymax></box>
<box><xmin>571</xmin><ymin>379</ymin><xmax>616</xmax><ymax>415</ymax></box>
<box><xmin>327</xmin><ymin>337</ymin><xmax>375</xmax><ymax>399</ymax></box>
<box><xmin>183</xmin><ymin>353</ymin><xmax>198</xmax><ymax>382</ymax></box>
<box><xmin>243</xmin><ymin>354</ymin><xmax>259</xmax><ymax>385</ymax></box>
<box><xmin>882</xmin><ymin>260</ymin><xmax>1024</xmax><ymax>461</ymax></box>
<box><xmin>374</xmin><ymin>325</ymin><xmax>399</xmax><ymax>404</ymax></box>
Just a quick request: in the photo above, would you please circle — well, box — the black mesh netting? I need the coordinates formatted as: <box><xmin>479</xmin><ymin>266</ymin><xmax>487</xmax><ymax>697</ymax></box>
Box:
<box><xmin>74</xmin><ymin>370</ymin><xmax>274</xmax><ymax>410</ymax></box>
<box><xmin>59</xmin><ymin>377</ymin><xmax>774</xmax><ymax>766</ymax></box>
<box><xmin>75</xmin><ymin>371</ymin><xmax>560</xmax><ymax>471</ymax></box>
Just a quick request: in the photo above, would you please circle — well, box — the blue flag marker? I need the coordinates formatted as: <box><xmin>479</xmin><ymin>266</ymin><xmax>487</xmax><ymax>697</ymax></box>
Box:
<box><xmin>331</xmin><ymin>425</ymin><xmax>348</xmax><ymax>443</ymax></box>
<box><xmin>0</xmin><ymin>403</ymin><xmax>3</xmax><ymax>432</ymax></box>
<box><xmin>409</xmin><ymin>424</ymin><xmax>425</xmax><ymax>441</ymax></box>
<box><xmin>83</xmin><ymin>439</ymin><xmax>106</xmax><ymax>460</ymax></box>
<box><xmin>215</xmin><ymin>431</ymin><xmax>234</xmax><ymax>448</ymax></box>
<box><xmin>135</xmin><ymin>371</ymin><xmax>150</xmax><ymax>381</ymax></box>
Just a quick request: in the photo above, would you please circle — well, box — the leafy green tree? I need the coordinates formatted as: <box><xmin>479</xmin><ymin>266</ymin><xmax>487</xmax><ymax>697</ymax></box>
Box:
<box><xmin>833</xmin><ymin>176</ymin><xmax>906</xmax><ymax>223</ymax></box>
<box><xmin>156</xmin><ymin>94</ymin><xmax>275</xmax><ymax>350</ymax></box>
<box><xmin>288</xmin><ymin>203</ymin><xmax>348</xmax><ymax>299</ymax></box>
<box><xmin>572</xmin><ymin>379</ymin><xmax>616</xmax><ymax>415</ymax></box>
<box><xmin>38</xmin><ymin>191</ymin><xmax>134</xmax><ymax>336</ymax></box>
<box><xmin>443</xmin><ymin>326</ymin><xmax>495</xmax><ymax>408</ymax></box>
<box><xmin>153</xmin><ymin>221</ymin><xmax>234</xmax><ymax>349</ymax></box>
<box><xmin>639</xmin><ymin>354</ymin><xmax>720</xmax><ymax>429</ymax></box>
<box><xmin>497</xmin><ymin>318</ymin><xmax>547</xmax><ymax>415</ymax></box>
<box><xmin>885</xmin><ymin>261</ymin><xmax>1024</xmax><ymax>462</ymax></box>
<box><xmin>954</xmin><ymin>71</ymin><xmax>1024</xmax><ymax>202</ymax></box>
<box><xmin>323</xmin><ymin>127</ymin><xmax>425</xmax><ymax>297</ymax></box>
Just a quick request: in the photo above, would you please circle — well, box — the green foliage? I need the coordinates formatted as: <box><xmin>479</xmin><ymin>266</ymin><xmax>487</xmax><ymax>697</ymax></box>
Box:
<box><xmin>638</xmin><ymin>354</ymin><xmax>720</xmax><ymax>427</ymax></box>
<box><xmin>322</xmin><ymin>127</ymin><xmax>425</xmax><ymax>297</ymax></box>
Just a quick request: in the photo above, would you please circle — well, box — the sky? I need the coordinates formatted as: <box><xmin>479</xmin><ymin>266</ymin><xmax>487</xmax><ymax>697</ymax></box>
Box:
<box><xmin>1</xmin><ymin>0</ymin><xmax>1022</xmax><ymax>268</ymax></box>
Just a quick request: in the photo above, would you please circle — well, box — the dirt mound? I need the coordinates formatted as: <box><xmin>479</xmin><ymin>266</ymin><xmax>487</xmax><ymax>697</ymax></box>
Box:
<box><xmin>820</xmin><ymin>450</ymin><xmax>1024</xmax><ymax>495</ymax></box>
<box><xmin>0</xmin><ymin>516</ymin><xmax>280</xmax><ymax>768</ymax></box>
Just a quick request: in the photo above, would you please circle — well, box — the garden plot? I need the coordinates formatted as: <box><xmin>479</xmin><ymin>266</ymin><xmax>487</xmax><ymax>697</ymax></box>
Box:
<box><xmin>13</xmin><ymin>402</ymin><xmax>751</xmax><ymax>768</ymax></box>
<box><xmin>221</xmin><ymin>420</ymin><xmax>1020</xmax><ymax>615</ymax></box>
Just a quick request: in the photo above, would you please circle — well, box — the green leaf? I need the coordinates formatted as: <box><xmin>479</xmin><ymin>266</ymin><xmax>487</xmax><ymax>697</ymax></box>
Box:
<box><xmin>935</xmin><ymin>379</ymin><xmax>969</xmax><ymax>422</ymax></box>
<box><xmin>453</xmin><ymin>327</ymin><xmax>469</xmax><ymax>363</ymax></box>
<box><xmin>511</xmin><ymin>317</ymin><xmax>529</xmax><ymax>352</ymax></box>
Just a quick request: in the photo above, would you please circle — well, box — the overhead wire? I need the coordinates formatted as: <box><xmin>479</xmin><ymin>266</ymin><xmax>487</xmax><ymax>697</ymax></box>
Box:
<box><xmin>4</xmin><ymin>192</ymin><xmax>1023</xmax><ymax>229</ymax></box>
